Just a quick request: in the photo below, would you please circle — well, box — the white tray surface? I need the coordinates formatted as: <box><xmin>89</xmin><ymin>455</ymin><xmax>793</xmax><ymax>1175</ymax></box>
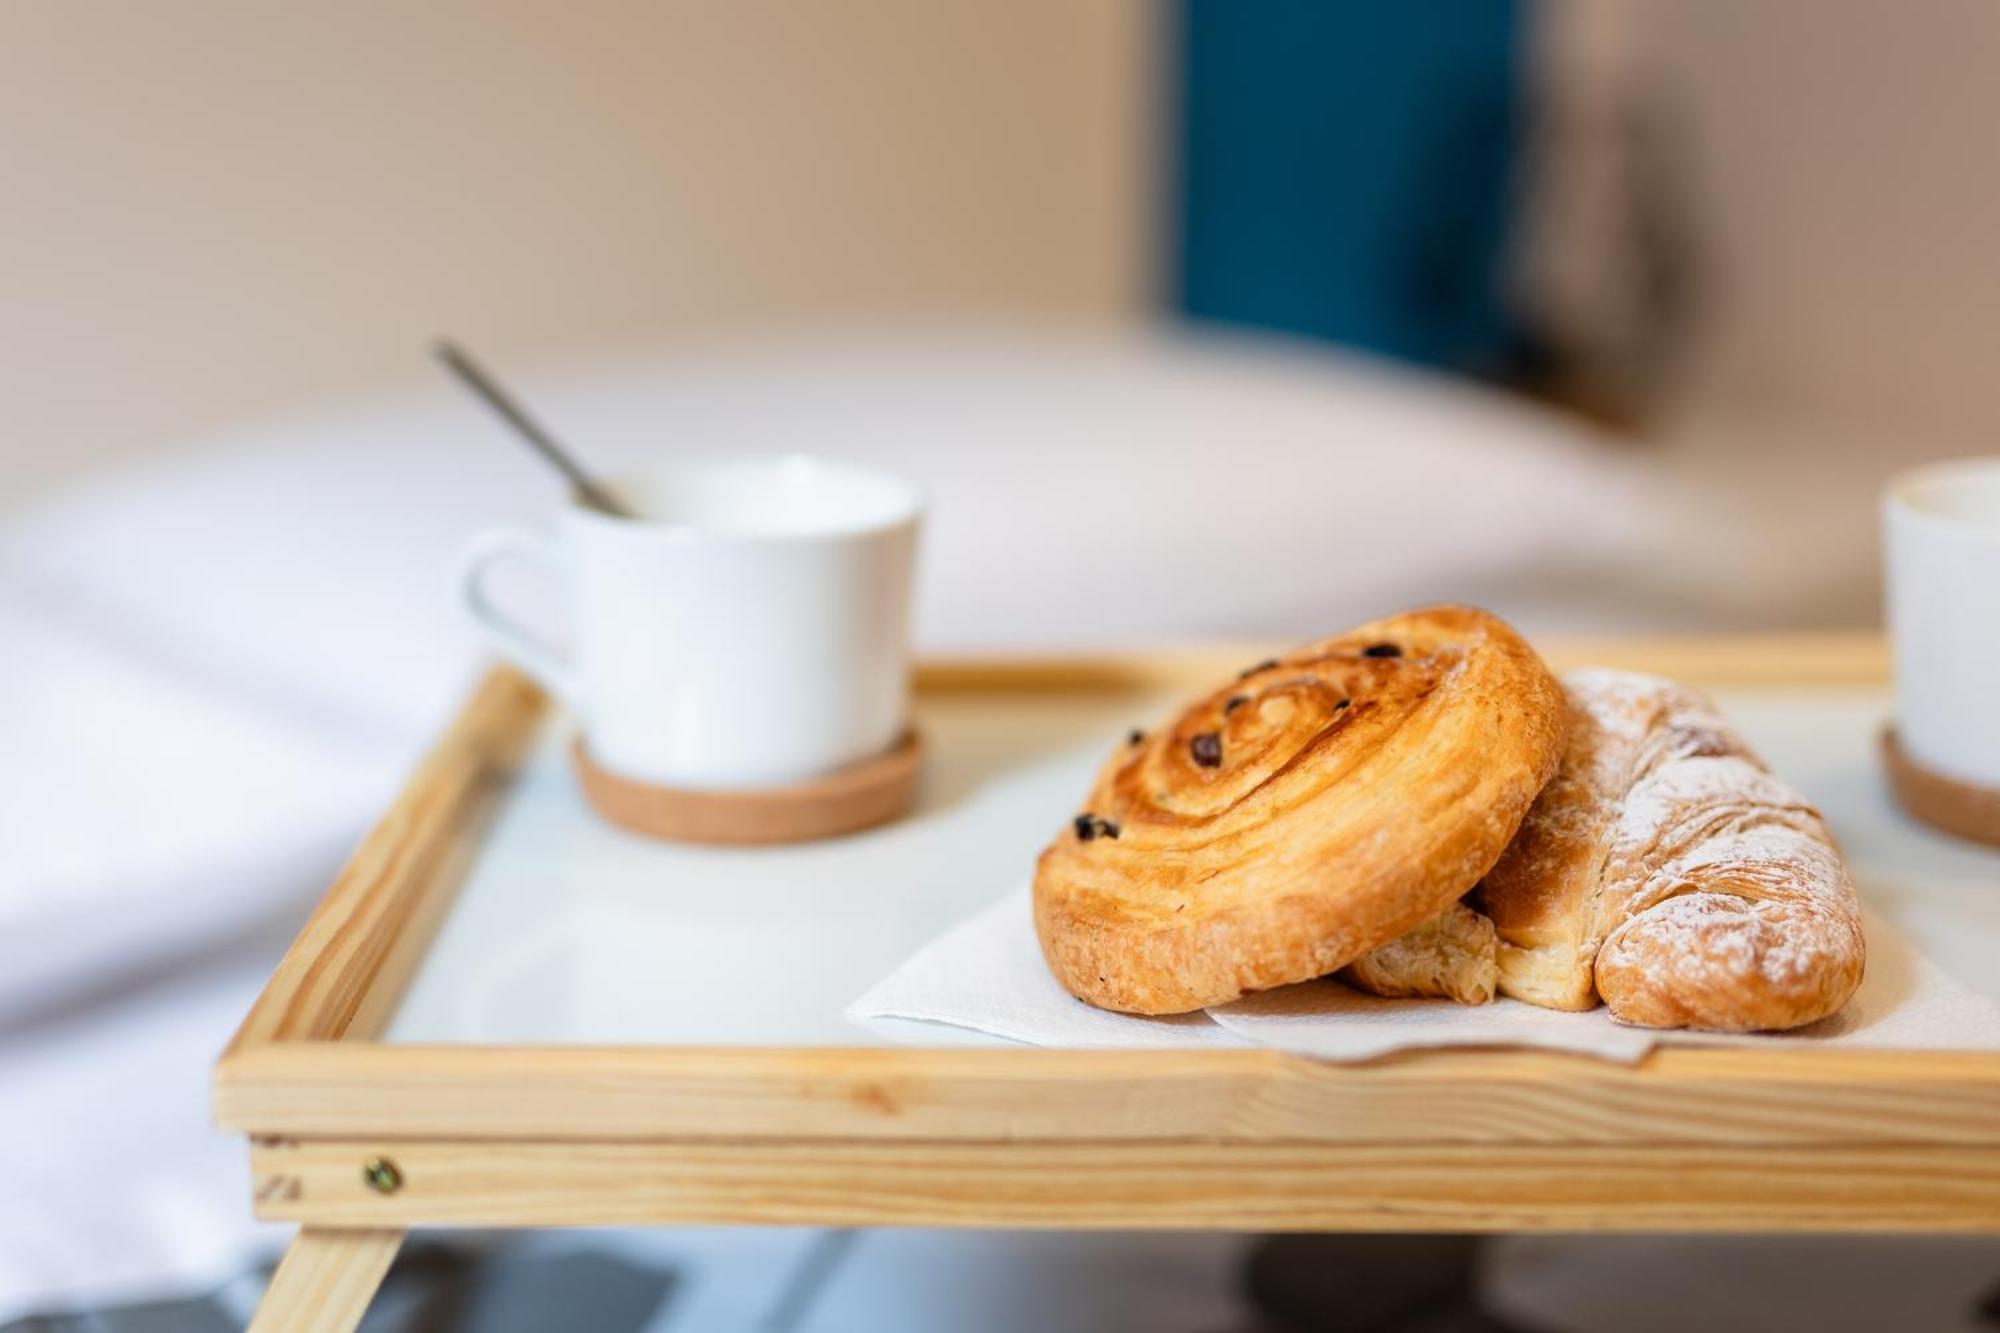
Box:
<box><xmin>385</xmin><ymin>687</ymin><xmax>2000</xmax><ymax>1047</ymax></box>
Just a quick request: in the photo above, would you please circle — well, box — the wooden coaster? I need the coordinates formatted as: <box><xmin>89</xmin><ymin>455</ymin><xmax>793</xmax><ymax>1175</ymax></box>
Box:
<box><xmin>1881</xmin><ymin>726</ymin><xmax>2000</xmax><ymax>849</ymax></box>
<box><xmin>572</xmin><ymin>731</ymin><xmax>924</xmax><ymax>845</ymax></box>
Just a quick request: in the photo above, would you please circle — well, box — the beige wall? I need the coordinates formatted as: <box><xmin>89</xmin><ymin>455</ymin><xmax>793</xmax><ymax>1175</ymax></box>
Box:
<box><xmin>15</xmin><ymin>1</ymin><xmax>1996</xmax><ymax>508</ymax></box>
<box><xmin>0</xmin><ymin>2</ymin><xmax>1152</xmax><ymax>502</ymax></box>
<box><xmin>1545</xmin><ymin>0</ymin><xmax>2000</xmax><ymax>446</ymax></box>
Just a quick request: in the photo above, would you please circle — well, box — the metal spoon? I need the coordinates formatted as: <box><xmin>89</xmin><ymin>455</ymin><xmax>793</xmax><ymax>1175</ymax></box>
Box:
<box><xmin>433</xmin><ymin>339</ymin><xmax>633</xmax><ymax>518</ymax></box>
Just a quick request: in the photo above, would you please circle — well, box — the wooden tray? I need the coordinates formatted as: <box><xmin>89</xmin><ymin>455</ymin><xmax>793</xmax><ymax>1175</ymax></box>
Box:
<box><xmin>216</xmin><ymin>635</ymin><xmax>2000</xmax><ymax>1328</ymax></box>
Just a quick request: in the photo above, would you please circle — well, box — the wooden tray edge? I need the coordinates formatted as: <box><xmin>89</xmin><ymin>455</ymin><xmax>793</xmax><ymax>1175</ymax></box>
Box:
<box><xmin>219</xmin><ymin>635</ymin><xmax>1975</xmax><ymax>1158</ymax></box>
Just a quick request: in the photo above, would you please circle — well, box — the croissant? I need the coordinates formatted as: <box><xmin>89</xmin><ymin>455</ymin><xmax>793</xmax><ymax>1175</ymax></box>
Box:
<box><xmin>1340</xmin><ymin>901</ymin><xmax>1499</xmax><ymax>1006</ymax></box>
<box><xmin>1350</xmin><ymin>669</ymin><xmax>1866</xmax><ymax>1031</ymax></box>
<box><xmin>1032</xmin><ymin>606</ymin><xmax>1566</xmax><ymax>1014</ymax></box>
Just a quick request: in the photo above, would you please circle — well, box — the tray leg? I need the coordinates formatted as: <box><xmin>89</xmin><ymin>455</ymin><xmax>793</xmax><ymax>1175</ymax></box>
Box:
<box><xmin>248</xmin><ymin>1226</ymin><xmax>405</xmax><ymax>1333</ymax></box>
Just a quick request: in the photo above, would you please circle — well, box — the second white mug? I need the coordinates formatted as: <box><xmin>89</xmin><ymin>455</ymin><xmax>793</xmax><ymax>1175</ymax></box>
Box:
<box><xmin>1884</xmin><ymin>456</ymin><xmax>2000</xmax><ymax>790</ymax></box>
<box><xmin>454</xmin><ymin>454</ymin><xmax>922</xmax><ymax>790</ymax></box>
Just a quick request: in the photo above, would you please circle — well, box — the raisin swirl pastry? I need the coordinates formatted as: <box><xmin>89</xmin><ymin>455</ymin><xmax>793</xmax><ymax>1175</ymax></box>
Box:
<box><xmin>1476</xmin><ymin>669</ymin><xmax>1865</xmax><ymax>1030</ymax></box>
<box><xmin>1032</xmin><ymin>606</ymin><xmax>1566</xmax><ymax>1015</ymax></box>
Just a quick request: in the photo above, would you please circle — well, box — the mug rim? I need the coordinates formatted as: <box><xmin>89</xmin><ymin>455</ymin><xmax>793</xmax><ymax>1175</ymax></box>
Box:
<box><xmin>568</xmin><ymin>452</ymin><xmax>924</xmax><ymax>544</ymax></box>
<box><xmin>1884</xmin><ymin>455</ymin><xmax>2000</xmax><ymax>546</ymax></box>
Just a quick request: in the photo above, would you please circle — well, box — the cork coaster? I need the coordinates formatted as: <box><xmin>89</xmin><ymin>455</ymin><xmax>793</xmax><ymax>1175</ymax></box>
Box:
<box><xmin>573</xmin><ymin>731</ymin><xmax>924</xmax><ymax>845</ymax></box>
<box><xmin>1881</xmin><ymin>726</ymin><xmax>2000</xmax><ymax>850</ymax></box>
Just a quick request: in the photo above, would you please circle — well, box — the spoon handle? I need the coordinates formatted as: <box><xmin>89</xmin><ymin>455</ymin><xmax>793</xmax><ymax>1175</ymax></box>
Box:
<box><xmin>434</xmin><ymin>340</ymin><xmax>633</xmax><ymax>518</ymax></box>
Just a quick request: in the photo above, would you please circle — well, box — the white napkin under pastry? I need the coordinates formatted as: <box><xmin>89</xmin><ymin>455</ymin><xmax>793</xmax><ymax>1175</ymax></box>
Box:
<box><xmin>849</xmin><ymin>887</ymin><xmax>2000</xmax><ymax>1062</ymax></box>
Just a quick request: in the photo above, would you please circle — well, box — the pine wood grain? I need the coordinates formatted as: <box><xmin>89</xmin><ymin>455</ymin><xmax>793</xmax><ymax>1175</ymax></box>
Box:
<box><xmin>247</xmin><ymin>1227</ymin><xmax>403</xmax><ymax>1333</ymax></box>
<box><xmin>249</xmin><ymin>1137</ymin><xmax>2000</xmax><ymax>1232</ymax></box>
<box><xmin>216</xmin><ymin>1042</ymin><xmax>2000</xmax><ymax>1147</ymax></box>
<box><xmin>214</xmin><ymin>634</ymin><xmax>2000</xmax><ymax>1240</ymax></box>
<box><xmin>226</xmin><ymin>667</ymin><xmax>544</xmax><ymax>1050</ymax></box>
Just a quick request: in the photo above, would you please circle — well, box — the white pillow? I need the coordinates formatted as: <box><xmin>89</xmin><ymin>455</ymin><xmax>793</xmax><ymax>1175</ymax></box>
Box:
<box><xmin>2</xmin><ymin>329</ymin><xmax>1644</xmax><ymax>707</ymax></box>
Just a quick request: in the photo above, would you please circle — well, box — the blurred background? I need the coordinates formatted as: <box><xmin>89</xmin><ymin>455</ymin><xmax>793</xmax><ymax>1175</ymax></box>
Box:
<box><xmin>5</xmin><ymin>1</ymin><xmax>2000</xmax><ymax>1329</ymax></box>
<box><xmin>8</xmin><ymin>1</ymin><xmax>2000</xmax><ymax>597</ymax></box>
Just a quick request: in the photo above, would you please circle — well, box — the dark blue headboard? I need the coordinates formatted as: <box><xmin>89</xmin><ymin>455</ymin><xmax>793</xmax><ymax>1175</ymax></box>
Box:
<box><xmin>1171</xmin><ymin>1</ymin><xmax>1523</xmax><ymax>374</ymax></box>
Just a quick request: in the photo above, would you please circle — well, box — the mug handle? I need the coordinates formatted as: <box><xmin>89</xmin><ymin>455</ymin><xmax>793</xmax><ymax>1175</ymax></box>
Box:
<box><xmin>451</xmin><ymin>526</ymin><xmax>579</xmax><ymax>706</ymax></box>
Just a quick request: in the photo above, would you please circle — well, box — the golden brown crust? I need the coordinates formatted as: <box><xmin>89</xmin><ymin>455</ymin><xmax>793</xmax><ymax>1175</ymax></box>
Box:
<box><xmin>1341</xmin><ymin>901</ymin><xmax>1499</xmax><ymax>1005</ymax></box>
<box><xmin>1476</xmin><ymin>670</ymin><xmax>1865</xmax><ymax>1031</ymax></box>
<box><xmin>1032</xmin><ymin>606</ymin><xmax>1566</xmax><ymax>1015</ymax></box>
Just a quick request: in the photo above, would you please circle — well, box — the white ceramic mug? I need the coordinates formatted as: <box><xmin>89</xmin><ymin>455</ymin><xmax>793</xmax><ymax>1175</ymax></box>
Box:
<box><xmin>454</xmin><ymin>454</ymin><xmax>921</xmax><ymax>789</ymax></box>
<box><xmin>1884</xmin><ymin>456</ymin><xmax>2000</xmax><ymax>788</ymax></box>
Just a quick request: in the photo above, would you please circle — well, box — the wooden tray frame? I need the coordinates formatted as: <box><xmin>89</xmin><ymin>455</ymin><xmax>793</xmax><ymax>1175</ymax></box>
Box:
<box><xmin>216</xmin><ymin>634</ymin><xmax>2000</xmax><ymax>1330</ymax></box>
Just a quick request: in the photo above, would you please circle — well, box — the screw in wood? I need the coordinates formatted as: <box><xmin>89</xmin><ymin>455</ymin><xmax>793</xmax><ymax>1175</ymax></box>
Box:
<box><xmin>362</xmin><ymin>1156</ymin><xmax>404</xmax><ymax>1195</ymax></box>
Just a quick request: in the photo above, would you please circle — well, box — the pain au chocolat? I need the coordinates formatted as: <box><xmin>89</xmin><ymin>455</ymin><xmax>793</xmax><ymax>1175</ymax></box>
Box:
<box><xmin>1032</xmin><ymin>605</ymin><xmax>1566</xmax><ymax>1014</ymax></box>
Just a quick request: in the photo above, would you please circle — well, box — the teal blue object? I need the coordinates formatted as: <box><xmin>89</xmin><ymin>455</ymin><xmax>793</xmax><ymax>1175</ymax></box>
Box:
<box><xmin>1173</xmin><ymin>1</ymin><xmax>1522</xmax><ymax>372</ymax></box>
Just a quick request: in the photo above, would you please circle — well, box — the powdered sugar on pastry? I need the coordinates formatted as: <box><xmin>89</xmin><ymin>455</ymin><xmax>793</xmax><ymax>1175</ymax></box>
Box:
<box><xmin>1476</xmin><ymin>669</ymin><xmax>1865</xmax><ymax>1031</ymax></box>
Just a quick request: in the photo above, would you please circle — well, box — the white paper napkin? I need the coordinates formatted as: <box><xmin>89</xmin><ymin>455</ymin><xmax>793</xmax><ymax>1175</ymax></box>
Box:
<box><xmin>849</xmin><ymin>888</ymin><xmax>2000</xmax><ymax>1062</ymax></box>
<box><xmin>849</xmin><ymin>893</ymin><xmax>1248</xmax><ymax>1048</ymax></box>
